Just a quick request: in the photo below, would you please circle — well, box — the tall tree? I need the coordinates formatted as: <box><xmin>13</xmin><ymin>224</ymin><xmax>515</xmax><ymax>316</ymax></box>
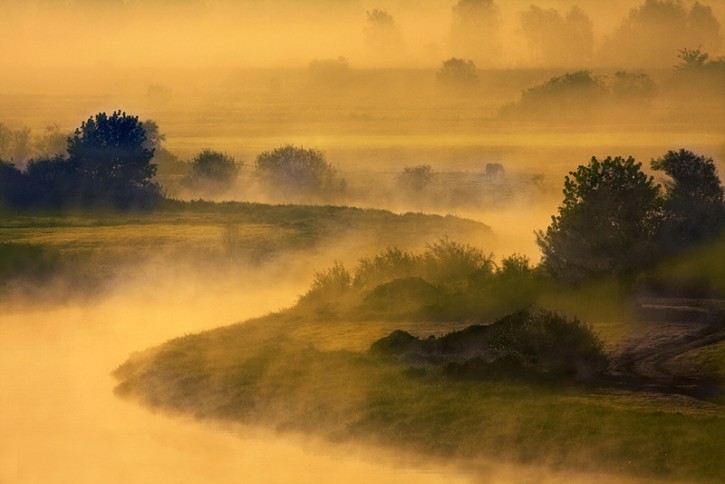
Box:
<box><xmin>599</xmin><ymin>0</ymin><xmax>722</xmax><ymax>67</ymax></box>
<box><xmin>520</xmin><ymin>5</ymin><xmax>594</xmax><ymax>67</ymax></box>
<box><xmin>450</xmin><ymin>0</ymin><xmax>501</xmax><ymax>66</ymax></box>
<box><xmin>652</xmin><ymin>149</ymin><xmax>725</xmax><ymax>251</ymax></box>
<box><xmin>537</xmin><ymin>156</ymin><xmax>661</xmax><ymax>283</ymax></box>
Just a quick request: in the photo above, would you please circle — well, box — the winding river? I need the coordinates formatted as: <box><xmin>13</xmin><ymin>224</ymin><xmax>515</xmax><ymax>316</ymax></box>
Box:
<box><xmin>0</xmin><ymin>277</ymin><xmax>474</xmax><ymax>484</ymax></box>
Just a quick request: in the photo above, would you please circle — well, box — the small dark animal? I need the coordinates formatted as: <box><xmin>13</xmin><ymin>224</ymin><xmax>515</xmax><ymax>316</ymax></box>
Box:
<box><xmin>485</xmin><ymin>163</ymin><xmax>504</xmax><ymax>178</ymax></box>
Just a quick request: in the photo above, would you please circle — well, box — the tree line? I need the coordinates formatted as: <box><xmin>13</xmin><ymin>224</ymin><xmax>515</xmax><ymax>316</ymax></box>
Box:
<box><xmin>0</xmin><ymin>111</ymin><xmax>346</xmax><ymax>210</ymax></box>
<box><xmin>2</xmin><ymin>110</ymin><xmax>722</xmax><ymax>290</ymax></box>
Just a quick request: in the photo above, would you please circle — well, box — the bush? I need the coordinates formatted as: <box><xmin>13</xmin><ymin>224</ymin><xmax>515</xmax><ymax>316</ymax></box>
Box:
<box><xmin>183</xmin><ymin>149</ymin><xmax>239</xmax><ymax>192</ymax></box>
<box><xmin>437</xmin><ymin>58</ymin><xmax>478</xmax><ymax>89</ymax></box>
<box><xmin>397</xmin><ymin>164</ymin><xmax>433</xmax><ymax>192</ymax></box>
<box><xmin>421</xmin><ymin>238</ymin><xmax>494</xmax><ymax>286</ymax></box>
<box><xmin>256</xmin><ymin>145</ymin><xmax>345</xmax><ymax>199</ymax></box>
<box><xmin>611</xmin><ymin>71</ymin><xmax>656</xmax><ymax>102</ymax></box>
<box><xmin>500</xmin><ymin>71</ymin><xmax>608</xmax><ymax>119</ymax></box>
<box><xmin>353</xmin><ymin>248</ymin><xmax>419</xmax><ymax>291</ymax></box>
<box><xmin>296</xmin><ymin>241</ymin><xmax>540</xmax><ymax>321</ymax></box>
<box><xmin>371</xmin><ymin>309</ymin><xmax>607</xmax><ymax>382</ymax></box>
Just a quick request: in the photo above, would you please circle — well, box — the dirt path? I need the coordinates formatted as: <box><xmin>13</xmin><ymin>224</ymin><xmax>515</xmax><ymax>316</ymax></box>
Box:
<box><xmin>609</xmin><ymin>303</ymin><xmax>725</xmax><ymax>398</ymax></box>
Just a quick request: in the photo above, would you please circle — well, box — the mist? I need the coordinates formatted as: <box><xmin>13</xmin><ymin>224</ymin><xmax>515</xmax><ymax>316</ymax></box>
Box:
<box><xmin>1</xmin><ymin>269</ymin><xmax>479</xmax><ymax>484</ymax></box>
<box><xmin>2</xmin><ymin>0</ymin><xmax>724</xmax><ymax>482</ymax></box>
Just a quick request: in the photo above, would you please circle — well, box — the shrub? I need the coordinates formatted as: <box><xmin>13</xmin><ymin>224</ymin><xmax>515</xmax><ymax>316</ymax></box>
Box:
<box><xmin>371</xmin><ymin>309</ymin><xmax>607</xmax><ymax>382</ymax></box>
<box><xmin>256</xmin><ymin>145</ymin><xmax>344</xmax><ymax>199</ymax></box>
<box><xmin>437</xmin><ymin>58</ymin><xmax>478</xmax><ymax>88</ymax></box>
<box><xmin>183</xmin><ymin>149</ymin><xmax>239</xmax><ymax>191</ymax></box>
<box><xmin>500</xmin><ymin>71</ymin><xmax>608</xmax><ymax>119</ymax></box>
<box><xmin>397</xmin><ymin>164</ymin><xmax>433</xmax><ymax>192</ymax></box>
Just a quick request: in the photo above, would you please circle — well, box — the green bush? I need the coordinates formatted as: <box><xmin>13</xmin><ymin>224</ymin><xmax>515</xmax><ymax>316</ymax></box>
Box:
<box><xmin>296</xmin><ymin>241</ymin><xmax>542</xmax><ymax>321</ymax></box>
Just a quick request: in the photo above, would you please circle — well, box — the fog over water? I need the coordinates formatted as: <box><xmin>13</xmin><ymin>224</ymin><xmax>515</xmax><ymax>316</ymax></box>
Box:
<box><xmin>1</xmin><ymin>274</ymin><xmax>479</xmax><ymax>483</ymax></box>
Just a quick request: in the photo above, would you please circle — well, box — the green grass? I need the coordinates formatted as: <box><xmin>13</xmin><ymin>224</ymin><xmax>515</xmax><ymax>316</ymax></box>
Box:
<box><xmin>0</xmin><ymin>201</ymin><xmax>493</xmax><ymax>302</ymax></box>
<box><xmin>114</xmin><ymin>314</ymin><xmax>725</xmax><ymax>482</ymax></box>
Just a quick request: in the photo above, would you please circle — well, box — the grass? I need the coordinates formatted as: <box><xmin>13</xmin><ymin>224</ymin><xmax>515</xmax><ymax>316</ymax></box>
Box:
<box><xmin>0</xmin><ymin>201</ymin><xmax>493</xmax><ymax>302</ymax></box>
<box><xmin>114</xmin><ymin>314</ymin><xmax>725</xmax><ymax>482</ymax></box>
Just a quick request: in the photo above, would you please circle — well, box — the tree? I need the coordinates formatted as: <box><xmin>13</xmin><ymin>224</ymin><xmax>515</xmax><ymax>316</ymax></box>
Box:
<box><xmin>364</xmin><ymin>9</ymin><xmax>403</xmax><ymax>61</ymax></box>
<box><xmin>67</xmin><ymin>111</ymin><xmax>159</xmax><ymax>207</ymax></box>
<box><xmin>599</xmin><ymin>0</ymin><xmax>722</xmax><ymax>68</ymax></box>
<box><xmin>450</xmin><ymin>0</ymin><xmax>501</xmax><ymax>66</ymax></box>
<box><xmin>255</xmin><ymin>145</ymin><xmax>344</xmax><ymax>198</ymax></box>
<box><xmin>536</xmin><ymin>156</ymin><xmax>661</xmax><ymax>283</ymax></box>
<box><xmin>688</xmin><ymin>2</ymin><xmax>722</xmax><ymax>54</ymax></box>
<box><xmin>0</xmin><ymin>160</ymin><xmax>27</xmax><ymax>208</ymax></box>
<box><xmin>0</xmin><ymin>124</ymin><xmax>32</xmax><ymax>165</ymax></box>
<box><xmin>142</xmin><ymin>119</ymin><xmax>185</xmax><ymax>176</ymax></box>
<box><xmin>520</xmin><ymin>5</ymin><xmax>594</xmax><ymax>67</ymax></box>
<box><xmin>183</xmin><ymin>149</ymin><xmax>239</xmax><ymax>191</ymax></box>
<box><xmin>652</xmin><ymin>149</ymin><xmax>725</xmax><ymax>251</ymax></box>
<box><xmin>34</xmin><ymin>125</ymin><xmax>69</xmax><ymax>159</ymax></box>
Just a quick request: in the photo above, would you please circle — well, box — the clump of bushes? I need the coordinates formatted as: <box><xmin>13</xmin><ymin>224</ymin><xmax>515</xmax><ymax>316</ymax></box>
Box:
<box><xmin>183</xmin><ymin>149</ymin><xmax>239</xmax><ymax>193</ymax></box>
<box><xmin>397</xmin><ymin>164</ymin><xmax>433</xmax><ymax>192</ymax></box>
<box><xmin>297</xmin><ymin>239</ymin><xmax>541</xmax><ymax>321</ymax></box>
<box><xmin>370</xmin><ymin>309</ymin><xmax>607</xmax><ymax>383</ymax></box>
<box><xmin>255</xmin><ymin>145</ymin><xmax>346</xmax><ymax>201</ymax></box>
<box><xmin>500</xmin><ymin>70</ymin><xmax>657</xmax><ymax>120</ymax></box>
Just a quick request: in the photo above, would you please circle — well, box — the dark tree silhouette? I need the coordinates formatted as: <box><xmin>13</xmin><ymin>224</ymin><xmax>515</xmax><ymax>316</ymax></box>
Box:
<box><xmin>537</xmin><ymin>156</ymin><xmax>661</xmax><ymax>283</ymax></box>
<box><xmin>67</xmin><ymin>111</ymin><xmax>159</xmax><ymax>207</ymax></box>
<box><xmin>0</xmin><ymin>160</ymin><xmax>26</xmax><ymax>208</ymax></box>
<box><xmin>652</xmin><ymin>149</ymin><xmax>725</xmax><ymax>251</ymax></box>
<box><xmin>23</xmin><ymin>156</ymin><xmax>79</xmax><ymax>207</ymax></box>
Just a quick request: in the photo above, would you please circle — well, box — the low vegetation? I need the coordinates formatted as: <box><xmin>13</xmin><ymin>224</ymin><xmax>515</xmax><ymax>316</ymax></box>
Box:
<box><xmin>114</xmin><ymin>301</ymin><xmax>725</xmax><ymax>482</ymax></box>
<box><xmin>111</xmin><ymin>140</ymin><xmax>725</xmax><ymax>481</ymax></box>
<box><xmin>297</xmin><ymin>240</ymin><xmax>540</xmax><ymax>321</ymax></box>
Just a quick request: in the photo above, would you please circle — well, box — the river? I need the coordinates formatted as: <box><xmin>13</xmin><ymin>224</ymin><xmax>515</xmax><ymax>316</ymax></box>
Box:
<box><xmin>0</xmin><ymin>276</ymin><xmax>474</xmax><ymax>484</ymax></box>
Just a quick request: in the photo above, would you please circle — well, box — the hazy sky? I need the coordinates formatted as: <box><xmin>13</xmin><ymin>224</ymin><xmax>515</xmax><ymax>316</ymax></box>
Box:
<box><xmin>2</xmin><ymin>0</ymin><xmax>721</xmax><ymax>70</ymax></box>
